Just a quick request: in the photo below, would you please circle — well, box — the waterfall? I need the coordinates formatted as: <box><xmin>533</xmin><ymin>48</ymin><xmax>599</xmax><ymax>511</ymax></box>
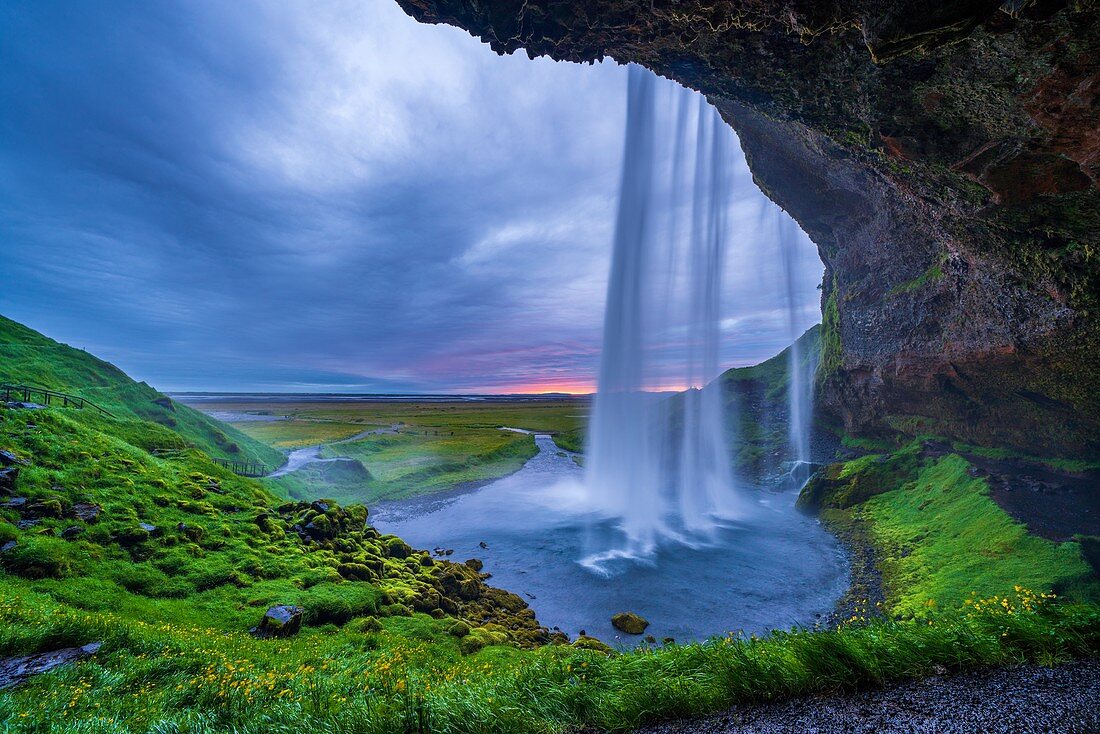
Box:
<box><xmin>582</xmin><ymin>66</ymin><xmax>747</xmax><ymax>571</ymax></box>
<box><xmin>774</xmin><ymin>211</ymin><xmax>818</xmax><ymax>486</ymax></box>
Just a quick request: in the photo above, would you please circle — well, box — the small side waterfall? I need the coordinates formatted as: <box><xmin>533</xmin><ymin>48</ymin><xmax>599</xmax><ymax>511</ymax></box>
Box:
<box><xmin>583</xmin><ymin>66</ymin><xmax>747</xmax><ymax>571</ymax></box>
<box><xmin>773</xmin><ymin>211</ymin><xmax>819</xmax><ymax>486</ymax></box>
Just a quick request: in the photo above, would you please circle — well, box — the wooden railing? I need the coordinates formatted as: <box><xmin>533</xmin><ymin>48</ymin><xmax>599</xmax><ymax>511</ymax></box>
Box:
<box><xmin>1</xmin><ymin>383</ymin><xmax>115</xmax><ymax>417</ymax></box>
<box><xmin>151</xmin><ymin>449</ymin><xmax>270</xmax><ymax>478</ymax></box>
<box><xmin>209</xmin><ymin>457</ymin><xmax>269</xmax><ymax>478</ymax></box>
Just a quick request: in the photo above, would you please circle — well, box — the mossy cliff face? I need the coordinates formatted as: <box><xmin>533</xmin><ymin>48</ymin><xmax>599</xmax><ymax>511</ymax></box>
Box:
<box><xmin>396</xmin><ymin>0</ymin><xmax>1099</xmax><ymax>457</ymax></box>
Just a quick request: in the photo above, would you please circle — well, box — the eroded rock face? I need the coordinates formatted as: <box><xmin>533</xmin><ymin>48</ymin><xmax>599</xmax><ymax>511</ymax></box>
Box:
<box><xmin>396</xmin><ymin>0</ymin><xmax>1099</xmax><ymax>457</ymax></box>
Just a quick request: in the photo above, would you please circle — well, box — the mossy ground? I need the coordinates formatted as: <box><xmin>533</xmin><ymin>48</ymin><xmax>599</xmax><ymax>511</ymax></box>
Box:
<box><xmin>803</xmin><ymin>439</ymin><xmax>1100</xmax><ymax>619</ymax></box>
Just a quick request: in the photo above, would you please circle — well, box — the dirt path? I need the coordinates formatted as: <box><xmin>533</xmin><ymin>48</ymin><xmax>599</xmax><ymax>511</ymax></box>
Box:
<box><xmin>631</xmin><ymin>660</ymin><xmax>1100</xmax><ymax>734</ymax></box>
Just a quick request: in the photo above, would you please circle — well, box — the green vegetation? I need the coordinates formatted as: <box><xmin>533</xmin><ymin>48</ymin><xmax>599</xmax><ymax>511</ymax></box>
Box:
<box><xmin>886</xmin><ymin>256</ymin><xmax>946</xmax><ymax>297</ymax></box>
<box><xmin>1</xmin><ymin>316</ymin><xmax>1098</xmax><ymax>732</ymax></box>
<box><xmin>205</xmin><ymin>399</ymin><xmax>588</xmax><ymax>504</ymax></box>
<box><xmin>801</xmin><ymin>440</ymin><xmax>1100</xmax><ymax>616</ymax></box>
<box><xmin>0</xmin><ymin>316</ymin><xmax>281</xmax><ymax>468</ymax></box>
<box><xmin>229</xmin><ymin>420</ymin><xmax>371</xmax><ymax>450</ymax></box>
<box><xmin>719</xmin><ymin>325</ymin><xmax>821</xmax><ymax>475</ymax></box>
<box><xmin>1</xmin><ymin>578</ymin><xmax>1096</xmax><ymax>732</ymax></box>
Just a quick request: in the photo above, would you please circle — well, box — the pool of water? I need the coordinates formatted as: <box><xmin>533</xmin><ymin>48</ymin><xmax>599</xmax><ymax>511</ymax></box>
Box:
<box><xmin>372</xmin><ymin>435</ymin><xmax>848</xmax><ymax>645</ymax></box>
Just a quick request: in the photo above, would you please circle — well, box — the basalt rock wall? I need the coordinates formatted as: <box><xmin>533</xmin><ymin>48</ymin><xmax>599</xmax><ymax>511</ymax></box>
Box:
<box><xmin>397</xmin><ymin>0</ymin><xmax>1099</xmax><ymax>457</ymax></box>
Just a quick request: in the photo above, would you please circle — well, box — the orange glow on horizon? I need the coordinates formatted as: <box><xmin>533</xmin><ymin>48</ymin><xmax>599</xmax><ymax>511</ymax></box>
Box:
<box><xmin>486</xmin><ymin>379</ymin><xmax>696</xmax><ymax>395</ymax></box>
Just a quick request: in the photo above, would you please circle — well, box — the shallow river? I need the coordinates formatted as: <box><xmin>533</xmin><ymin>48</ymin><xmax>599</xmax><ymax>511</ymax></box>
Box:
<box><xmin>372</xmin><ymin>434</ymin><xmax>848</xmax><ymax>645</ymax></box>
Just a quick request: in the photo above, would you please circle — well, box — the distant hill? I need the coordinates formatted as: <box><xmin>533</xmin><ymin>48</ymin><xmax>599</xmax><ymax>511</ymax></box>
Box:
<box><xmin>0</xmin><ymin>315</ymin><xmax>282</xmax><ymax>468</ymax></box>
<box><xmin>720</xmin><ymin>324</ymin><xmax>828</xmax><ymax>479</ymax></box>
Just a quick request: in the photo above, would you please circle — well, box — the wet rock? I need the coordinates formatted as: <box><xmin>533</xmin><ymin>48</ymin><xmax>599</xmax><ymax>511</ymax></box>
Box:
<box><xmin>71</xmin><ymin>503</ymin><xmax>101</xmax><ymax>523</ymax></box>
<box><xmin>0</xmin><ymin>642</ymin><xmax>102</xmax><ymax>689</ymax></box>
<box><xmin>0</xmin><ymin>451</ymin><xmax>28</xmax><ymax>467</ymax></box>
<box><xmin>26</xmin><ymin>499</ymin><xmax>63</xmax><ymax>519</ymax></box>
<box><xmin>60</xmin><ymin>526</ymin><xmax>84</xmax><ymax>540</ymax></box>
<box><xmin>464</xmin><ymin>558</ymin><xmax>483</xmax><ymax>572</ymax></box>
<box><xmin>253</xmin><ymin>605</ymin><xmax>304</xmax><ymax>638</ymax></box>
<box><xmin>1</xmin><ymin>497</ymin><xmax>26</xmax><ymax>509</ymax></box>
<box><xmin>1</xmin><ymin>541</ymin><xmax>16</xmax><ymax>553</ymax></box>
<box><xmin>0</xmin><ymin>467</ymin><xmax>18</xmax><ymax>494</ymax></box>
<box><xmin>116</xmin><ymin>526</ymin><xmax>150</xmax><ymax>546</ymax></box>
<box><xmin>611</xmin><ymin>611</ymin><xmax>650</xmax><ymax>635</ymax></box>
<box><xmin>16</xmin><ymin>520</ymin><xmax>38</xmax><ymax>530</ymax></box>
<box><xmin>478</xmin><ymin>541</ymin><xmax>489</xmax><ymax>549</ymax></box>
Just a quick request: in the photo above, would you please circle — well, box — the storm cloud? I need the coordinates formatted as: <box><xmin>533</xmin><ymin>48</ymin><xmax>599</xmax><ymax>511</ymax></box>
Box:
<box><xmin>0</xmin><ymin>0</ymin><xmax>823</xmax><ymax>393</ymax></box>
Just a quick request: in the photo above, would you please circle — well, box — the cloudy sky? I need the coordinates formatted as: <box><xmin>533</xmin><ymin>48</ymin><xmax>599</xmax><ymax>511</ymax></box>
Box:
<box><xmin>0</xmin><ymin>0</ymin><xmax>822</xmax><ymax>394</ymax></box>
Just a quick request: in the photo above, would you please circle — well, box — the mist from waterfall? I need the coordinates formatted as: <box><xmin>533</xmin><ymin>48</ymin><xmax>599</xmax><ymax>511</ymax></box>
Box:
<box><xmin>582</xmin><ymin>66</ymin><xmax>747</xmax><ymax>571</ymax></box>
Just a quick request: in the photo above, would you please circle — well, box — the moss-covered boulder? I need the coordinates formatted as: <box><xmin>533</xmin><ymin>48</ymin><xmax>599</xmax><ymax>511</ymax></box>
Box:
<box><xmin>611</xmin><ymin>612</ymin><xmax>649</xmax><ymax>635</ymax></box>
<box><xmin>572</xmin><ymin>635</ymin><xmax>615</xmax><ymax>655</ymax></box>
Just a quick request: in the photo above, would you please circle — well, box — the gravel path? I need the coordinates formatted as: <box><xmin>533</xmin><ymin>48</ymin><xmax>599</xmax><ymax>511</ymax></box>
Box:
<box><xmin>632</xmin><ymin>660</ymin><xmax>1100</xmax><ymax>734</ymax></box>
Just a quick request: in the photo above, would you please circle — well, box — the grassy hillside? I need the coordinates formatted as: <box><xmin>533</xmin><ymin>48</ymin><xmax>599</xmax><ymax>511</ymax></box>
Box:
<box><xmin>720</xmin><ymin>324</ymin><xmax>823</xmax><ymax>477</ymax></box>
<box><xmin>0</xmin><ymin>315</ymin><xmax>281</xmax><ymax>468</ymax></box>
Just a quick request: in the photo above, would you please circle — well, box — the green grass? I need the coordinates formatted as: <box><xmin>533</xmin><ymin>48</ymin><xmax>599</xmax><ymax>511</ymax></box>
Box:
<box><xmin>0</xmin><ymin>315</ymin><xmax>281</xmax><ymax>468</ymax></box>
<box><xmin>857</xmin><ymin>454</ymin><xmax>1099</xmax><ymax>616</ymax></box>
<box><xmin>805</xmin><ymin>441</ymin><xmax>1100</xmax><ymax>617</ymax></box>
<box><xmin>310</xmin><ymin>429</ymin><xmax>538</xmax><ymax>503</ymax></box>
<box><xmin>0</xmin><ymin>579</ymin><xmax>1096</xmax><ymax>733</ymax></box>
<box><xmin>229</xmin><ymin>420</ymin><xmax>371</xmax><ymax>450</ymax></box>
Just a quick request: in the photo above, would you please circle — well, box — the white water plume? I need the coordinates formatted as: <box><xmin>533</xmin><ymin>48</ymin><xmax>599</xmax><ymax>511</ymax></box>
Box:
<box><xmin>583</xmin><ymin>66</ymin><xmax>749</xmax><ymax>571</ymax></box>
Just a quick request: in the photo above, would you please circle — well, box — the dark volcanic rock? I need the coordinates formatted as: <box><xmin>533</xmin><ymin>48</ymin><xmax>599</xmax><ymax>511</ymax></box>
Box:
<box><xmin>0</xmin><ymin>467</ymin><xmax>17</xmax><ymax>495</ymax></box>
<box><xmin>396</xmin><ymin>0</ymin><xmax>1100</xmax><ymax>458</ymax></box>
<box><xmin>0</xmin><ymin>642</ymin><xmax>102</xmax><ymax>690</ymax></box>
<box><xmin>71</xmin><ymin>502</ymin><xmax>101</xmax><ymax>523</ymax></box>
<box><xmin>631</xmin><ymin>659</ymin><xmax>1100</xmax><ymax>734</ymax></box>
<box><xmin>254</xmin><ymin>605</ymin><xmax>304</xmax><ymax>638</ymax></box>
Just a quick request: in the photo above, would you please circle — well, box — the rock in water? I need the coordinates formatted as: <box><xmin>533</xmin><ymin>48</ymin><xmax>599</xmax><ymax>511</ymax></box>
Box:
<box><xmin>255</xmin><ymin>605</ymin><xmax>304</xmax><ymax>638</ymax></box>
<box><xmin>611</xmin><ymin>612</ymin><xmax>650</xmax><ymax>635</ymax></box>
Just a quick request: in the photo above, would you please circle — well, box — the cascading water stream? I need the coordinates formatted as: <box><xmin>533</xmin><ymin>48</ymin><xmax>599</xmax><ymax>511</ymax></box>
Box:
<box><xmin>773</xmin><ymin>210</ymin><xmax>819</xmax><ymax>486</ymax></box>
<box><xmin>583</xmin><ymin>66</ymin><xmax>747</xmax><ymax>572</ymax></box>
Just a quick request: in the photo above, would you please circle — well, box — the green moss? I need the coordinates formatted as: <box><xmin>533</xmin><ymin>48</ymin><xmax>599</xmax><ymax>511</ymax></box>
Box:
<box><xmin>804</xmin><ymin>443</ymin><xmax>1100</xmax><ymax>617</ymax></box>
<box><xmin>887</xmin><ymin>257</ymin><xmax>945</xmax><ymax>296</ymax></box>
<box><xmin>819</xmin><ymin>279</ymin><xmax>842</xmax><ymax>380</ymax></box>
